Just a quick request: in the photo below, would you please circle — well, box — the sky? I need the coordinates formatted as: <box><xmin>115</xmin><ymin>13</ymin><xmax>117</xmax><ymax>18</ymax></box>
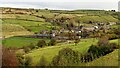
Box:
<box><xmin>0</xmin><ymin>0</ymin><xmax>119</xmax><ymax>11</ymax></box>
<box><xmin>0</xmin><ymin>0</ymin><xmax>119</xmax><ymax>2</ymax></box>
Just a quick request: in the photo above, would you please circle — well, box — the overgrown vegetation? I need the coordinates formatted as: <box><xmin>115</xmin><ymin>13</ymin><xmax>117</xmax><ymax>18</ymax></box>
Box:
<box><xmin>50</xmin><ymin>48</ymin><xmax>80</xmax><ymax>66</ymax></box>
<box><xmin>81</xmin><ymin>36</ymin><xmax>119</xmax><ymax>63</ymax></box>
<box><xmin>2</xmin><ymin>47</ymin><xmax>19</xmax><ymax>68</ymax></box>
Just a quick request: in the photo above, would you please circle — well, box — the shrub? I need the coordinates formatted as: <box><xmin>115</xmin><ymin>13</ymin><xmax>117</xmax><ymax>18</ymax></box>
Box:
<box><xmin>82</xmin><ymin>42</ymin><xmax>116</xmax><ymax>63</ymax></box>
<box><xmin>48</xmin><ymin>39</ymin><xmax>56</xmax><ymax>46</ymax></box>
<box><xmin>24</xmin><ymin>56</ymin><xmax>32</xmax><ymax>66</ymax></box>
<box><xmin>27</xmin><ymin>29</ymin><xmax>31</xmax><ymax>32</ymax></box>
<box><xmin>51</xmin><ymin>48</ymin><xmax>80</xmax><ymax>66</ymax></box>
<box><xmin>98</xmin><ymin>45</ymin><xmax>113</xmax><ymax>55</ymax></box>
<box><xmin>23</xmin><ymin>46</ymin><xmax>31</xmax><ymax>53</ymax></box>
<box><xmin>109</xmin><ymin>43</ymin><xmax>119</xmax><ymax>49</ymax></box>
<box><xmin>37</xmin><ymin>56</ymin><xmax>48</xmax><ymax>67</ymax></box>
<box><xmin>37</xmin><ymin>40</ymin><xmax>46</xmax><ymax>48</ymax></box>
<box><xmin>28</xmin><ymin>43</ymin><xmax>35</xmax><ymax>50</ymax></box>
<box><xmin>107</xmin><ymin>34</ymin><xmax>118</xmax><ymax>40</ymax></box>
<box><xmin>16</xmin><ymin>53</ymin><xmax>32</xmax><ymax>67</ymax></box>
<box><xmin>81</xmin><ymin>45</ymin><xmax>103</xmax><ymax>63</ymax></box>
<box><xmin>16</xmin><ymin>52</ymin><xmax>25</xmax><ymax>66</ymax></box>
<box><xmin>88</xmin><ymin>45</ymin><xmax>103</xmax><ymax>58</ymax></box>
<box><xmin>36</xmin><ymin>10</ymin><xmax>39</xmax><ymax>12</ymax></box>
<box><xmin>81</xmin><ymin>53</ymin><xmax>94</xmax><ymax>62</ymax></box>
<box><xmin>98</xmin><ymin>36</ymin><xmax>109</xmax><ymax>46</ymax></box>
<box><xmin>74</xmin><ymin>39</ymin><xmax>80</xmax><ymax>46</ymax></box>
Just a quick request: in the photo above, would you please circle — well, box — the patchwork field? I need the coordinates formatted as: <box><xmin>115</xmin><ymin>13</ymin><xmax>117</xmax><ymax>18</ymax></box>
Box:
<box><xmin>2</xmin><ymin>7</ymin><xmax>120</xmax><ymax>67</ymax></box>
<box><xmin>2</xmin><ymin>14</ymin><xmax>45</xmax><ymax>22</ymax></box>
<box><xmin>2</xmin><ymin>24</ymin><xmax>33</xmax><ymax>38</ymax></box>
<box><xmin>2</xmin><ymin>19</ymin><xmax>54</xmax><ymax>33</ymax></box>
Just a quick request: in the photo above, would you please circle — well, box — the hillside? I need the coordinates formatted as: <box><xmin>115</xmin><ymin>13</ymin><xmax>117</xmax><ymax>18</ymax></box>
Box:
<box><xmin>86</xmin><ymin>49</ymin><xmax>118</xmax><ymax>66</ymax></box>
<box><xmin>23</xmin><ymin>38</ymin><xmax>98</xmax><ymax>65</ymax></box>
<box><xmin>3</xmin><ymin>19</ymin><xmax>54</xmax><ymax>33</ymax></box>
<box><xmin>1</xmin><ymin>7</ymin><xmax>120</xmax><ymax>67</ymax></box>
<box><xmin>2</xmin><ymin>8</ymin><xmax>119</xmax><ymax>37</ymax></box>
<box><xmin>2</xmin><ymin>36</ymin><xmax>50</xmax><ymax>48</ymax></box>
<box><xmin>2</xmin><ymin>24</ymin><xmax>33</xmax><ymax>38</ymax></box>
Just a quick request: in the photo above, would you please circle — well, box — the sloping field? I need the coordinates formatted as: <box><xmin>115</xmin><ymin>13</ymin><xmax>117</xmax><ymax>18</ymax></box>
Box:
<box><xmin>86</xmin><ymin>49</ymin><xmax>119</xmax><ymax>66</ymax></box>
<box><xmin>110</xmin><ymin>39</ymin><xmax>119</xmax><ymax>45</ymax></box>
<box><xmin>79</xmin><ymin>15</ymin><xmax>118</xmax><ymax>23</ymax></box>
<box><xmin>3</xmin><ymin>19</ymin><xmax>53</xmax><ymax>33</ymax></box>
<box><xmin>54</xmin><ymin>14</ymin><xmax>76</xmax><ymax>19</ymax></box>
<box><xmin>2</xmin><ymin>24</ymin><xmax>33</xmax><ymax>38</ymax></box>
<box><xmin>2</xmin><ymin>14</ymin><xmax>45</xmax><ymax>22</ymax></box>
<box><xmin>24</xmin><ymin>38</ymin><xmax>98</xmax><ymax>65</ymax></box>
<box><xmin>33</xmin><ymin>10</ymin><xmax>55</xmax><ymax>18</ymax></box>
<box><xmin>23</xmin><ymin>38</ymin><xmax>119</xmax><ymax>66</ymax></box>
<box><xmin>2</xmin><ymin>36</ymin><xmax>50</xmax><ymax>48</ymax></box>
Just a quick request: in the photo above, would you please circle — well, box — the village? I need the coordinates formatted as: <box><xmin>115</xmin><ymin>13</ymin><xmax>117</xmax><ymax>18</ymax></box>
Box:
<box><xmin>29</xmin><ymin>21</ymin><xmax>117</xmax><ymax>40</ymax></box>
<box><xmin>1</xmin><ymin>6</ymin><xmax>120</xmax><ymax>67</ymax></box>
<box><xmin>1</xmin><ymin>7</ymin><xmax>118</xmax><ymax>40</ymax></box>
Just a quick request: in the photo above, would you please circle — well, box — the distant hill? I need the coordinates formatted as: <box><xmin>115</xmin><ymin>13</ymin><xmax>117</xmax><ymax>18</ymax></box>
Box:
<box><xmin>1</xmin><ymin>7</ymin><xmax>119</xmax><ymax>37</ymax></box>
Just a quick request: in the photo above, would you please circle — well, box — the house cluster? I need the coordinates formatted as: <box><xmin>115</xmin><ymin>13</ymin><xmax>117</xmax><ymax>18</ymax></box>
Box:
<box><xmin>34</xmin><ymin>25</ymin><xmax>97</xmax><ymax>40</ymax></box>
<box><xmin>34</xmin><ymin>29</ymin><xmax>81</xmax><ymax>40</ymax></box>
<box><xmin>34</xmin><ymin>21</ymin><xmax>117</xmax><ymax>40</ymax></box>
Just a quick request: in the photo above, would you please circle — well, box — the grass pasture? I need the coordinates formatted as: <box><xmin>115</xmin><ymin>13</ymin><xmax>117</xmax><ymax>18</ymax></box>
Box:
<box><xmin>110</xmin><ymin>39</ymin><xmax>119</xmax><ymax>45</ymax></box>
<box><xmin>24</xmin><ymin>38</ymin><xmax>98</xmax><ymax>65</ymax></box>
<box><xmin>2</xmin><ymin>36</ymin><xmax>50</xmax><ymax>48</ymax></box>
<box><xmin>110</xmin><ymin>25</ymin><xmax>120</xmax><ymax>29</ymax></box>
<box><xmin>23</xmin><ymin>38</ymin><xmax>119</xmax><ymax>66</ymax></box>
<box><xmin>79</xmin><ymin>15</ymin><xmax>118</xmax><ymax>23</ymax></box>
<box><xmin>2</xmin><ymin>14</ymin><xmax>45</xmax><ymax>22</ymax></box>
<box><xmin>2</xmin><ymin>24</ymin><xmax>33</xmax><ymax>37</ymax></box>
<box><xmin>50</xmin><ymin>10</ymin><xmax>116</xmax><ymax>16</ymax></box>
<box><xmin>84</xmin><ymin>39</ymin><xmax>119</xmax><ymax>66</ymax></box>
<box><xmin>33</xmin><ymin>10</ymin><xmax>55</xmax><ymax>18</ymax></box>
<box><xmin>3</xmin><ymin>19</ymin><xmax>54</xmax><ymax>33</ymax></box>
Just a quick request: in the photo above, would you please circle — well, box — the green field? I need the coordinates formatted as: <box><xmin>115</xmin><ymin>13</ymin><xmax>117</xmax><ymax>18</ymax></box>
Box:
<box><xmin>19</xmin><ymin>38</ymin><xmax>118</xmax><ymax>66</ymax></box>
<box><xmin>33</xmin><ymin>10</ymin><xmax>55</xmax><ymax>18</ymax></box>
<box><xmin>110</xmin><ymin>25</ymin><xmax>120</xmax><ymax>29</ymax></box>
<box><xmin>79</xmin><ymin>15</ymin><xmax>118</xmax><ymax>23</ymax></box>
<box><xmin>2</xmin><ymin>19</ymin><xmax>54</xmax><ymax>33</ymax></box>
<box><xmin>3</xmin><ymin>36</ymin><xmax>119</xmax><ymax>66</ymax></box>
<box><xmin>2</xmin><ymin>14</ymin><xmax>45</xmax><ymax>22</ymax></box>
<box><xmin>2</xmin><ymin>24</ymin><xmax>33</xmax><ymax>38</ymax></box>
<box><xmin>24</xmin><ymin>38</ymin><xmax>98</xmax><ymax>65</ymax></box>
<box><xmin>110</xmin><ymin>39</ymin><xmax>119</xmax><ymax>45</ymax></box>
<box><xmin>2</xmin><ymin>36</ymin><xmax>50</xmax><ymax>48</ymax></box>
